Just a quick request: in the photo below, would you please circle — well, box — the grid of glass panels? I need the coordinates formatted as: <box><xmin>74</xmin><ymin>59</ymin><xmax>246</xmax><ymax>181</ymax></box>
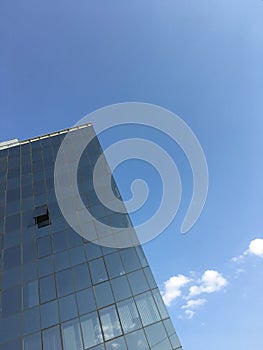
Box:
<box><xmin>0</xmin><ymin>126</ymin><xmax>182</xmax><ymax>349</ymax></box>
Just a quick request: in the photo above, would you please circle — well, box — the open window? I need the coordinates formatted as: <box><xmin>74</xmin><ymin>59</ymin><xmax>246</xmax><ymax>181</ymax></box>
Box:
<box><xmin>33</xmin><ymin>205</ymin><xmax>51</xmax><ymax>228</ymax></box>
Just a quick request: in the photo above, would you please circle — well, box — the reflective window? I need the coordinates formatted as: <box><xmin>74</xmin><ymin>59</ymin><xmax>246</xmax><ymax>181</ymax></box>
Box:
<box><xmin>76</xmin><ymin>288</ymin><xmax>96</xmax><ymax>315</ymax></box>
<box><xmin>72</xmin><ymin>263</ymin><xmax>91</xmax><ymax>291</ymax></box>
<box><xmin>69</xmin><ymin>246</ymin><xmax>86</xmax><ymax>266</ymax></box>
<box><xmin>2</xmin><ymin>286</ymin><xmax>21</xmax><ymax>317</ymax></box>
<box><xmin>81</xmin><ymin>311</ymin><xmax>103</xmax><ymax>348</ymax></box>
<box><xmin>38</xmin><ymin>255</ymin><xmax>54</xmax><ymax>277</ymax></box>
<box><xmin>56</xmin><ymin>268</ymin><xmax>74</xmax><ymax>297</ymax></box>
<box><xmin>67</xmin><ymin>230</ymin><xmax>82</xmax><ymax>248</ymax></box>
<box><xmin>104</xmin><ymin>253</ymin><xmax>125</xmax><ymax>278</ymax></box>
<box><xmin>59</xmin><ymin>294</ymin><xmax>78</xmax><ymax>322</ymax></box>
<box><xmin>143</xmin><ymin>267</ymin><xmax>157</xmax><ymax>289</ymax></box>
<box><xmin>89</xmin><ymin>258</ymin><xmax>108</xmax><ymax>284</ymax></box>
<box><xmin>164</xmin><ymin>319</ymin><xmax>181</xmax><ymax>349</ymax></box>
<box><xmin>0</xmin><ymin>314</ymin><xmax>21</xmax><ymax>343</ymax></box>
<box><xmin>23</xmin><ymin>332</ymin><xmax>42</xmax><ymax>350</ymax></box>
<box><xmin>4</xmin><ymin>230</ymin><xmax>20</xmax><ymax>248</ymax></box>
<box><xmin>106</xmin><ymin>337</ymin><xmax>127</xmax><ymax>350</ymax></box>
<box><xmin>1</xmin><ymin>339</ymin><xmax>22</xmax><ymax>350</ymax></box>
<box><xmin>52</xmin><ymin>231</ymin><xmax>67</xmax><ymax>252</ymax></box>
<box><xmin>120</xmin><ymin>249</ymin><xmax>141</xmax><ymax>273</ymax></box>
<box><xmin>22</xmin><ymin>261</ymin><xmax>37</xmax><ymax>282</ymax></box>
<box><xmin>135</xmin><ymin>292</ymin><xmax>161</xmax><ymax>326</ymax></box>
<box><xmin>62</xmin><ymin>318</ymin><xmax>83</xmax><ymax>350</ymax></box>
<box><xmin>22</xmin><ymin>307</ymin><xmax>40</xmax><ymax>335</ymax></box>
<box><xmin>125</xmin><ymin>329</ymin><xmax>149</xmax><ymax>350</ymax></box>
<box><xmin>110</xmin><ymin>275</ymin><xmax>132</xmax><ymax>302</ymax></box>
<box><xmin>23</xmin><ymin>240</ymin><xmax>37</xmax><ymax>263</ymax></box>
<box><xmin>40</xmin><ymin>275</ymin><xmax>56</xmax><ymax>303</ymax></box>
<box><xmin>152</xmin><ymin>289</ymin><xmax>169</xmax><ymax>319</ymax></box>
<box><xmin>94</xmin><ymin>281</ymin><xmax>114</xmax><ymax>309</ymax></box>
<box><xmin>23</xmin><ymin>280</ymin><xmax>39</xmax><ymax>308</ymax></box>
<box><xmin>2</xmin><ymin>267</ymin><xmax>20</xmax><ymax>290</ymax></box>
<box><xmin>99</xmin><ymin>305</ymin><xmax>122</xmax><ymax>341</ymax></box>
<box><xmin>84</xmin><ymin>241</ymin><xmax>102</xmax><ymax>261</ymax></box>
<box><xmin>40</xmin><ymin>300</ymin><xmax>59</xmax><ymax>328</ymax></box>
<box><xmin>4</xmin><ymin>245</ymin><xmax>20</xmax><ymax>269</ymax></box>
<box><xmin>43</xmin><ymin>325</ymin><xmax>62</xmax><ymax>350</ymax></box>
<box><xmin>145</xmin><ymin>322</ymin><xmax>172</xmax><ymax>350</ymax></box>
<box><xmin>127</xmin><ymin>270</ymin><xmax>149</xmax><ymax>295</ymax></box>
<box><xmin>37</xmin><ymin>236</ymin><xmax>51</xmax><ymax>258</ymax></box>
<box><xmin>136</xmin><ymin>246</ymin><xmax>148</xmax><ymax>268</ymax></box>
<box><xmin>117</xmin><ymin>298</ymin><xmax>142</xmax><ymax>333</ymax></box>
<box><xmin>54</xmin><ymin>250</ymin><xmax>70</xmax><ymax>272</ymax></box>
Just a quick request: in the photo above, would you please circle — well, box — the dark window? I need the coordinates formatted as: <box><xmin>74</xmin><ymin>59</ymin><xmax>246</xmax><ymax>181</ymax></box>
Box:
<box><xmin>33</xmin><ymin>205</ymin><xmax>51</xmax><ymax>228</ymax></box>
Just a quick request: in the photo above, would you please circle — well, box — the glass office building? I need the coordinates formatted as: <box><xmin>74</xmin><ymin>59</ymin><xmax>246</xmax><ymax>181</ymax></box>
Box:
<box><xmin>0</xmin><ymin>125</ymin><xmax>183</xmax><ymax>350</ymax></box>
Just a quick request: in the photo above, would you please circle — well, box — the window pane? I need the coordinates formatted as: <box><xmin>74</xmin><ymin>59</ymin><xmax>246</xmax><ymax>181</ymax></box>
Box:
<box><xmin>120</xmin><ymin>249</ymin><xmax>141</xmax><ymax>273</ymax></box>
<box><xmin>135</xmin><ymin>292</ymin><xmax>161</xmax><ymax>326</ymax></box>
<box><xmin>59</xmin><ymin>294</ymin><xmax>78</xmax><ymax>322</ymax></box>
<box><xmin>89</xmin><ymin>258</ymin><xmax>108</xmax><ymax>284</ymax></box>
<box><xmin>2</xmin><ymin>267</ymin><xmax>20</xmax><ymax>290</ymax></box>
<box><xmin>40</xmin><ymin>275</ymin><xmax>56</xmax><ymax>303</ymax></box>
<box><xmin>94</xmin><ymin>281</ymin><xmax>114</xmax><ymax>309</ymax></box>
<box><xmin>99</xmin><ymin>305</ymin><xmax>122</xmax><ymax>341</ymax></box>
<box><xmin>110</xmin><ymin>276</ymin><xmax>132</xmax><ymax>302</ymax></box>
<box><xmin>117</xmin><ymin>298</ymin><xmax>142</xmax><ymax>333</ymax></box>
<box><xmin>127</xmin><ymin>270</ymin><xmax>149</xmax><ymax>295</ymax></box>
<box><xmin>23</xmin><ymin>280</ymin><xmax>39</xmax><ymax>308</ymax></box>
<box><xmin>76</xmin><ymin>288</ymin><xmax>96</xmax><ymax>315</ymax></box>
<box><xmin>38</xmin><ymin>255</ymin><xmax>54</xmax><ymax>277</ymax></box>
<box><xmin>152</xmin><ymin>289</ymin><xmax>169</xmax><ymax>319</ymax></box>
<box><xmin>43</xmin><ymin>325</ymin><xmax>62</xmax><ymax>350</ymax></box>
<box><xmin>2</xmin><ymin>286</ymin><xmax>21</xmax><ymax>317</ymax></box>
<box><xmin>85</xmin><ymin>241</ymin><xmax>102</xmax><ymax>260</ymax></box>
<box><xmin>106</xmin><ymin>336</ymin><xmax>127</xmax><ymax>350</ymax></box>
<box><xmin>4</xmin><ymin>245</ymin><xmax>20</xmax><ymax>269</ymax></box>
<box><xmin>69</xmin><ymin>246</ymin><xmax>86</xmax><ymax>266</ymax></box>
<box><xmin>145</xmin><ymin>322</ymin><xmax>172</xmax><ymax>350</ymax></box>
<box><xmin>40</xmin><ymin>300</ymin><xmax>59</xmax><ymax>328</ymax></box>
<box><xmin>62</xmin><ymin>318</ymin><xmax>83</xmax><ymax>350</ymax></box>
<box><xmin>80</xmin><ymin>311</ymin><xmax>103</xmax><ymax>348</ymax></box>
<box><xmin>72</xmin><ymin>263</ymin><xmax>91</xmax><ymax>291</ymax></box>
<box><xmin>52</xmin><ymin>231</ymin><xmax>67</xmax><ymax>252</ymax></box>
<box><xmin>54</xmin><ymin>251</ymin><xmax>70</xmax><ymax>272</ymax></box>
<box><xmin>37</xmin><ymin>236</ymin><xmax>51</xmax><ymax>257</ymax></box>
<box><xmin>23</xmin><ymin>332</ymin><xmax>42</xmax><ymax>350</ymax></box>
<box><xmin>22</xmin><ymin>307</ymin><xmax>40</xmax><ymax>335</ymax></box>
<box><xmin>125</xmin><ymin>329</ymin><xmax>149</xmax><ymax>350</ymax></box>
<box><xmin>56</xmin><ymin>268</ymin><xmax>74</xmax><ymax>297</ymax></box>
<box><xmin>0</xmin><ymin>314</ymin><xmax>21</xmax><ymax>343</ymax></box>
<box><xmin>104</xmin><ymin>253</ymin><xmax>125</xmax><ymax>278</ymax></box>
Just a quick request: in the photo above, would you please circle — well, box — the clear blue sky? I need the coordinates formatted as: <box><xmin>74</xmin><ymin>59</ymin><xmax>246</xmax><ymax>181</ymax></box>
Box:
<box><xmin>1</xmin><ymin>1</ymin><xmax>263</xmax><ymax>349</ymax></box>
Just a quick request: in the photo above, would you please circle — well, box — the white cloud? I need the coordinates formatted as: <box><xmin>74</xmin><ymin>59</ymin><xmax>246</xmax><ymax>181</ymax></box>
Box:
<box><xmin>182</xmin><ymin>299</ymin><xmax>206</xmax><ymax>319</ymax></box>
<box><xmin>189</xmin><ymin>270</ymin><xmax>228</xmax><ymax>297</ymax></box>
<box><xmin>232</xmin><ymin>238</ymin><xmax>263</xmax><ymax>262</ymax></box>
<box><xmin>248</xmin><ymin>238</ymin><xmax>263</xmax><ymax>258</ymax></box>
<box><xmin>161</xmin><ymin>275</ymin><xmax>191</xmax><ymax>306</ymax></box>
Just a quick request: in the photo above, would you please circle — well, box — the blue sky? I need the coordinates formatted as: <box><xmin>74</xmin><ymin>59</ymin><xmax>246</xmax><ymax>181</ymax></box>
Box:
<box><xmin>1</xmin><ymin>1</ymin><xmax>263</xmax><ymax>349</ymax></box>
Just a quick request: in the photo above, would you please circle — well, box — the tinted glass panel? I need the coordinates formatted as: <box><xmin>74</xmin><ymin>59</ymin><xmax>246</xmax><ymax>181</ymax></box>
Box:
<box><xmin>43</xmin><ymin>325</ymin><xmax>62</xmax><ymax>350</ymax></box>
<box><xmin>62</xmin><ymin>318</ymin><xmax>82</xmax><ymax>350</ymax></box>
<box><xmin>81</xmin><ymin>312</ymin><xmax>103</xmax><ymax>348</ymax></box>
<box><xmin>99</xmin><ymin>305</ymin><xmax>122</xmax><ymax>341</ymax></box>
<box><xmin>89</xmin><ymin>258</ymin><xmax>108</xmax><ymax>284</ymax></box>
<box><xmin>40</xmin><ymin>275</ymin><xmax>56</xmax><ymax>303</ymax></box>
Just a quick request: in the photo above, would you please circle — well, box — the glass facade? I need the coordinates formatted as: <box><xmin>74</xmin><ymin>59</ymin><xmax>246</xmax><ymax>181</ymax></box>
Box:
<box><xmin>0</xmin><ymin>125</ymin><xmax>183</xmax><ymax>349</ymax></box>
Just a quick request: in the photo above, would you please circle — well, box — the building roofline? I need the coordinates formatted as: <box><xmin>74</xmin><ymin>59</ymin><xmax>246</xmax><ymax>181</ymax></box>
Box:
<box><xmin>0</xmin><ymin>123</ymin><xmax>93</xmax><ymax>151</ymax></box>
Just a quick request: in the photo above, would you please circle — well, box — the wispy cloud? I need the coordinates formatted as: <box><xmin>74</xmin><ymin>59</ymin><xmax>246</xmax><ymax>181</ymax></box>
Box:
<box><xmin>188</xmin><ymin>270</ymin><xmax>228</xmax><ymax>297</ymax></box>
<box><xmin>232</xmin><ymin>238</ymin><xmax>263</xmax><ymax>262</ymax></box>
<box><xmin>161</xmin><ymin>275</ymin><xmax>191</xmax><ymax>306</ymax></box>
<box><xmin>182</xmin><ymin>298</ymin><xmax>207</xmax><ymax>319</ymax></box>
